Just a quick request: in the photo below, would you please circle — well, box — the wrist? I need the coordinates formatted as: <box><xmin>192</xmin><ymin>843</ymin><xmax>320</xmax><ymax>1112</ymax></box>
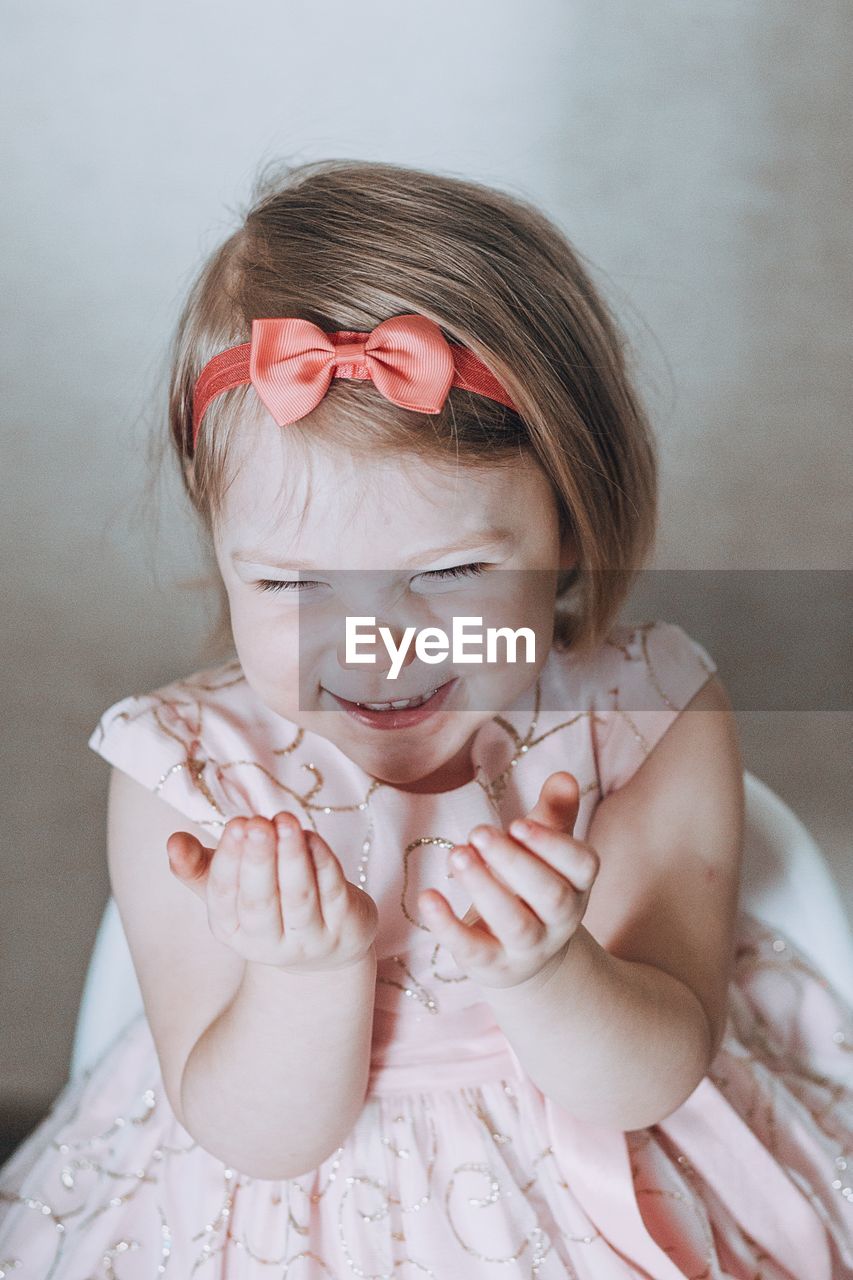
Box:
<box><xmin>273</xmin><ymin>943</ymin><xmax>377</xmax><ymax>978</ymax></box>
<box><xmin>241</xmin><ymin>945</ymin><xmax>376</xmax><ymax>989</ymax></box>
<box><xmin>486</xmin><ymin>924</ymin><xmax>600</xmax><ymax>1007</ymax></box>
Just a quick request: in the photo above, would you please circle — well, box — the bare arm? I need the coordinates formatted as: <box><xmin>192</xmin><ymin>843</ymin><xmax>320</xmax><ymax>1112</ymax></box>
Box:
<box><xmin>180</xmin><ymin>948</ymin><xmax>377</xmax><ymax>1178</ymax></box>
<box><xmin>107</xmin><ymin>768</ymin><xmax>379</xmax><ymax>1179</ymax></box>
<box><xmin>492</xmin><ymin>677</ymin><xmax>743</xmax><ymax>1127</ymax></box>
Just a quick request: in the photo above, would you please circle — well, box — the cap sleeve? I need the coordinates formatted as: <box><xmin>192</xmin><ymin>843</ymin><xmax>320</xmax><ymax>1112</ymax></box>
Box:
<box><xmin>87</xmin><ymin>661</ymin><xmax>261</xmax><ymax>835</ymax></box>
<box><xmin>591</xmin><ymin>620</ymin><xmax>718</xmax><ymax>798</ymax></box>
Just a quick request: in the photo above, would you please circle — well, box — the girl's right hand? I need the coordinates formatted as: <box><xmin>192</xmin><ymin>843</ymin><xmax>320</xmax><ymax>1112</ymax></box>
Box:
<box><xmin>165</xmin><ymin>812</ymin><xmax>379</xmax><ymax>972</ymax></box>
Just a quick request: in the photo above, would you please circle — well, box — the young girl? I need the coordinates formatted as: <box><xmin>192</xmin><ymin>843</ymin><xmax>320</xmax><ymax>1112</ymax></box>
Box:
<box><xmin>1</xmin><ymin>158</ymin><xmax>850</xmax><ymax>1278</ymax></box>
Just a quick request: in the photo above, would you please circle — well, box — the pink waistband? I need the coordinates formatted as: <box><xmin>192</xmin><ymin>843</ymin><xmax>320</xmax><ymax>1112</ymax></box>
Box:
<box><xmin>367</xmin><ymin>1005</ymin><xmax>518</xmax><ymax>1095</ymax></box>
<box><xmin>368</xmin><ymin>1043</ymin><xmax>518</xmax><ymax>1095</ymax></box>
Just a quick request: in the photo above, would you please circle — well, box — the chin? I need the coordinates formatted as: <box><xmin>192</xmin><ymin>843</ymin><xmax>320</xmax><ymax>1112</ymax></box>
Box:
<box><xmin>348</xmin><ymin>752</ymin><xmax>423</xmax><ymax>784</ymax></box>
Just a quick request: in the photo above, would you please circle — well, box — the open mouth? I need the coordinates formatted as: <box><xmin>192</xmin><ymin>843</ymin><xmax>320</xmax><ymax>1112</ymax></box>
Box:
<box><xmin>324</xmin><ymin>678</ymin><xmax>458</xmax><ymax>730</ymax></box>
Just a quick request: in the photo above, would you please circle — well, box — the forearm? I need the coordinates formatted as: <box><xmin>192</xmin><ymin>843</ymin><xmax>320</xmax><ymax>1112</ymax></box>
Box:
<box><xmin>180</xmin><ymin>947</ymin><xmax>377</xmax><ymax>1178</ymax></box>
<box><xmin>486</xmin><ymin>925</ymin><xmax>713</xmax><ymax>1130</ymax></box>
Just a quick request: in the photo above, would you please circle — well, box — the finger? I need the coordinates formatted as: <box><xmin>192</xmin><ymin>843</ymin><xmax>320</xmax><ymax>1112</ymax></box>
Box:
<box><xmin>507</xmin><ymin>817</ymin><xmax>599</xmax><ymax>892</ymax></box>
<box><xmin>469</xmin><ymin>824</ymin><xmax>583</xmax><ymax>926</ymax></box>
<box><xmin>419</xmin><ymin>888</ymin><xmax>502</xmax><ymax>967</ymax></box>
<box><xmin>527</xmin><ymin>771</ymin><xmax>580</xmax><ymax>834</ymax></box>
<box><xmin>274</xmin><ymin>813</ymin><xmax>323</xmax><ymax>934</ymax></box>
<box><xmin>302</xmin><ymin>829</ymin><xmax>349</xmax><ymax>929</ymax></box>
<box><xmin>206</xmin><ymin>819</ymin><xmax>247</xmax><ymax>938</ymax></box>
<box><xmin>166</xmin><ymin>831</ymin><xmax>212</xmax><ymax>899</ymax></box>
<box><xmin>450</xmin><ymin>845</ymin><xmax>546</xmax><ymax>951</ymax></box>
<box><xmin>237</xmin><ymin>819</ymin><xmax>283</xmax><ymax>937</ymax></box>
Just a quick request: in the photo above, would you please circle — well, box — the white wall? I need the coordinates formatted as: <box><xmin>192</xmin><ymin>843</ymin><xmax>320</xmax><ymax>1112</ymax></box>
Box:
<box><xmin>2</xmin><ymin>0</ymin><xmax>850</xmax><ymax>1107</ymax></box>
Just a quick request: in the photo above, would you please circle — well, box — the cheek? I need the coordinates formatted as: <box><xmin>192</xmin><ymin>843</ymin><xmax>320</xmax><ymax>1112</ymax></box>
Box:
<box><xmin>230</xmin><ymin>597</ymin><xmax>297</xmax><ymax>658</ymax></box>
<box><xmin>493</xmin><ymin>577</ymin><xmax>556</xmax><ymax>629</ymax></box>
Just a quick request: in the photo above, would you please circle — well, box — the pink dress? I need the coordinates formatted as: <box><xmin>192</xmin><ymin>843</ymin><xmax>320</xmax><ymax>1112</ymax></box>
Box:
<box><xmin>1</xmin><ymin>620</ymin><xmax>851</xmax><ymax>1278</ymax></box>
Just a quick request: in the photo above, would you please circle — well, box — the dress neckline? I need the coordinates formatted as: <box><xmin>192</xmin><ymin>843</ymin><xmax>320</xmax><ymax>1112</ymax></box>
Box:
<box><xmin>195</xmin><ymin>640</ymin><xmax>579</xmax><ymax>821</ymax></box>
<box><xmin>326</xmin><ymin>646</ymin><xmax>561</xmax><ymax>807</ymax></box>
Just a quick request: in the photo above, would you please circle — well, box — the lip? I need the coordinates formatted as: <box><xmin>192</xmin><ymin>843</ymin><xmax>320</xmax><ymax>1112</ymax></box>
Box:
<box><xmin>325</xmin><ymin>677</ymin><xmax>458</xmax><ymax>730</ymax></box>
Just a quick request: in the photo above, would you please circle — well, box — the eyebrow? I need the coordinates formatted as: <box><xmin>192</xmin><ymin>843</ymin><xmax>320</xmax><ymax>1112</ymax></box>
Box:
<box><xmin>231</xmin><ymin>529</ymin><xmax>514</xmax><ymax>571</ymax></box>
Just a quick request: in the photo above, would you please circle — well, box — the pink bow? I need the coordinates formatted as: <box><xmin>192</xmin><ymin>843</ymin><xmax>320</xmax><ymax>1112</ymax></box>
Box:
<box><xmin>248</xmin><ymin>313</ymin><xmax>456</xmax><ymax>426</ymax></box>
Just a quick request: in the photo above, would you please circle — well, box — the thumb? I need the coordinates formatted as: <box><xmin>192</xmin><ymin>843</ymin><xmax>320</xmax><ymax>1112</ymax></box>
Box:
<box><xmin>459</xmin><ymin>773</ymin><xmax>580</xmax><ymax>929</ymax></box>
<box><xmin>166</xmin><ymin>831</ymin><xmax>212</xmax><ymax>900</ymax></box>
<box><xmin>526</xmin><ymin>771</ymin><xmax>580</xmax><ymax>835</ymax></box>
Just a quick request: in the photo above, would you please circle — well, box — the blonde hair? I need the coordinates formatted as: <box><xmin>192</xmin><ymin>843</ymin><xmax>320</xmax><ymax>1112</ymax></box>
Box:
<box><xmin>166</xmin><ymin>157</ymin><xmax>658</xmax><ymax>663</ymax></box>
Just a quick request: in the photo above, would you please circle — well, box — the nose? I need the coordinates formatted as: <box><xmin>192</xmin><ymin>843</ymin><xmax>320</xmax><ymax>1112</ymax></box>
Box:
<box><xmin>335</xmin><ymin>620</ymin><xmax>419</xmax><ymax>676</ymax></box>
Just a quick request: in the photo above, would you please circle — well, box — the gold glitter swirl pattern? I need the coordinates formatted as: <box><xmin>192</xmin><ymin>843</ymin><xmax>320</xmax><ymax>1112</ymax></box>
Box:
<box><xmin>2</xmin><ymin>929</ymin><xmax>852</xmax><ymax>1277</ymax></box>
<box><xmin>477</xmin><ymin>668</ymin><xmax>602</xmax><ymax>810</ymax></box>
<box><xmin>400</xmin><ymin>836</ymin><xmax>460</xmax><ymax>934</ymax></box>
<box><xmin>376</xmin><ymin>956</ymin><xmax>440</xmax><ymax>1016</ymax></box>
<box><xmin>4</xmin><ymin>623</ymin><xmax>845</xmax><ymax>1272</ymax></box>
<box><xmin>592</xmin><ymin>621</ymin><xmax>720</xmax><ymax>793</ymax></box>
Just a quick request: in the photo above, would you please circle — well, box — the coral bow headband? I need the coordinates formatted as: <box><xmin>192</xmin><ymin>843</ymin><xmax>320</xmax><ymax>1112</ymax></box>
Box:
<box><xmin>191</xmin><ymin>313</ymin><xmax>517</xmax><ymax>449</ymax></box>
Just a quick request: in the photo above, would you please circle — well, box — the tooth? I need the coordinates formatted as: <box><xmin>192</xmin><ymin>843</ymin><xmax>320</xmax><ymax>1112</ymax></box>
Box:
<box><xmin>357</xmin><ymin>687</ymin><xmax>438</xmax><ymax>711</ymax></box>
<box><xmin>363</xmin><ymin>697</ymin><xmax>418</xmax><ymax>710</ymax></box>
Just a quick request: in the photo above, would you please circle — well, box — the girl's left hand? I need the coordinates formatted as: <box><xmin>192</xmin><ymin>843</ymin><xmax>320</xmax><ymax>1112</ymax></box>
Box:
<box><xmin>418</xmin><ymin>771</ymin><xmax>599</xmax><ymax>990</ymax></box>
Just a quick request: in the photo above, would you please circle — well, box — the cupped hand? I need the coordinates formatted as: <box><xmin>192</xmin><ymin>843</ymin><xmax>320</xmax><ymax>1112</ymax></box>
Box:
<box><xmin>166</xmin><ymin>812</ymin><xmax>379</xmax><ymax>972</ymax></box>
<box><xmin>418</xmin><ymin>772</ymin><xmax>599</xmax><ymax>989</ymax></box>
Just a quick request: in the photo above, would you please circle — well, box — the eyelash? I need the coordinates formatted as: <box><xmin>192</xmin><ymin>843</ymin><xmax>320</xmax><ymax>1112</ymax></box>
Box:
<box><xmin>255</xmin><ymin>562</ymin><xmax>488</xmax><ymax>594</ymax></box>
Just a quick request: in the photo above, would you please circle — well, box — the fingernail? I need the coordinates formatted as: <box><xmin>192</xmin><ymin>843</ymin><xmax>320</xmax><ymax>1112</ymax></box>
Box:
<box><xmin>248</xmin><ymin>827</ymin><xmax>267</xmax><ymax>844</ymax></box>
<box><xmin>510</xmin><ymin>819</ymin><xmax>531</xmax><ymax>837</ymax></box>
<box><xmin>451</xmin><ymin>849</ymin><xmax>470</xmax><ymax>868</ymax></box>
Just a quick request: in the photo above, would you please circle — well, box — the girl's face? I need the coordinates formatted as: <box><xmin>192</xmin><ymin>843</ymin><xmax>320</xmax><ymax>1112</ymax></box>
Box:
<box><xmin>212</xmin><ymin>417</ymin><xmax>574</xmax><ymax>794</ymax></box>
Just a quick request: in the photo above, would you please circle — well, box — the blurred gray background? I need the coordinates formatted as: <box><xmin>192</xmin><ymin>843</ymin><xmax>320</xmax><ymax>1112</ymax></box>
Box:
<box><xmin>2</xmin><ymin>0</ymin><xmax>851</xmax><ymax>1150</ymax></box>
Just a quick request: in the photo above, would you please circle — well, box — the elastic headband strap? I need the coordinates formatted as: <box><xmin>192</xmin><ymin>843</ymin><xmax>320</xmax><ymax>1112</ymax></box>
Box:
<box><xmin>190</xmin><ymin>314</ymin><xmax>518</xmax><ymax>450</ymax></box>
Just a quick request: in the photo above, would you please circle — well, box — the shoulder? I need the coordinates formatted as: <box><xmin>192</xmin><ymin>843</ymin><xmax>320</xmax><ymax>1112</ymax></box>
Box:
<box><xmin>560</xmin><ymin>618</ymin><xmax>720</xmax><ymax>798</ymax></box>
<box><xmin>87</xmin><ymin>658</ymin><xmax>304</xmax><ymax>835</ymax></box>
<box><xmin>587</xmin><ymin>618</ymin><xmax>716</xmax><ymax>702</ymax></box>
<box><xmin>546</xmin><ymin>617</ymin><xmax>715</xmax><ymax>697</ymax></box>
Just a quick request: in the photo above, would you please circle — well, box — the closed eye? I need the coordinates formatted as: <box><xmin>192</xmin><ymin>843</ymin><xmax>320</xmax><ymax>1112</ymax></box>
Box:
<box><xmin>256</xmin><ymin>577</ymin><xmax>325</xmax><ymax>593</ymax></box>
<box><xmin>255</xmin><ymin>562</ymin><xmax>488</xmax><ymax>594</ymax></box>
<box><xmin>417</xmin><ymin>562</ymin><xmax>487</xmax><ymax>582</ymax></box>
